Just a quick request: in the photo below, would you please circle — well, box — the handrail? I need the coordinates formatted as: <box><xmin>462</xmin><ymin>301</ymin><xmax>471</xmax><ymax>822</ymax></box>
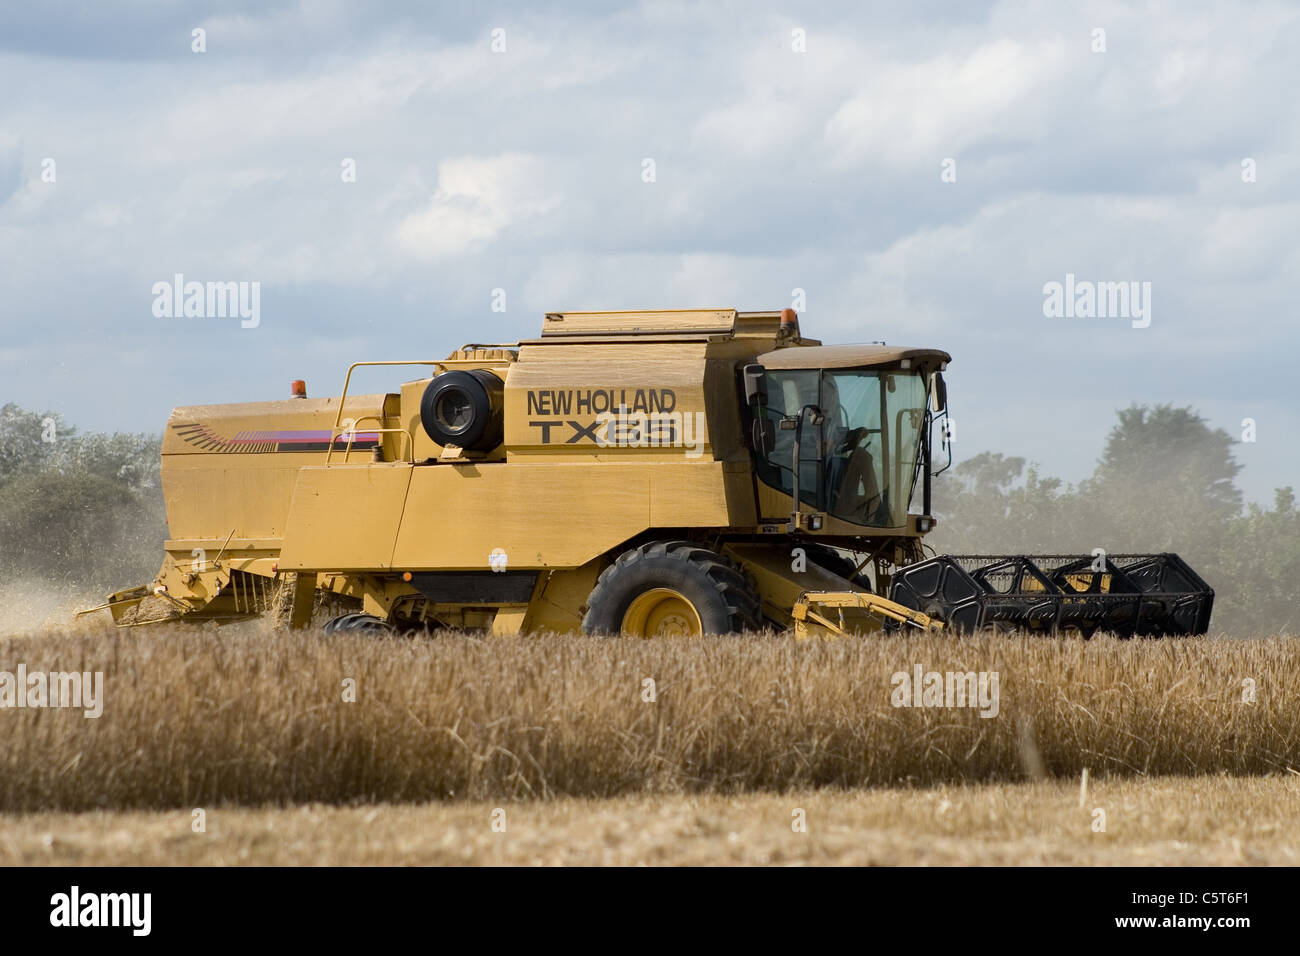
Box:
<box><xmin>327</xmin><ymin>354</ymin><xmax>517</xmax><ymax>464</ymax></box>
<box><xmin>327</xmin><ymin>416</ymin><xmax>415</xmax><ymax>464</ymax></box>
<box><xmin>328</xmin><ymin>361</ymin><xmax>443</xmax><ymax>464</ymax></box>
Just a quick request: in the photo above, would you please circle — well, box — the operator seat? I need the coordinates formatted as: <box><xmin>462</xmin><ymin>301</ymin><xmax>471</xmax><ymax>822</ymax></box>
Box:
<box><xmin>827</xmin><ymin>431</ymin><xmax>885</xmax><ymax>525</ymax></box>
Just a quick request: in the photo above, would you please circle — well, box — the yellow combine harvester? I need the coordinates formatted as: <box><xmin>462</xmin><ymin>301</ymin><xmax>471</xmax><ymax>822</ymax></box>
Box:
<box><xmin>84</xmin><ymin>309</ymin><xmax>1213</xmax><ymax>638</ymax></box>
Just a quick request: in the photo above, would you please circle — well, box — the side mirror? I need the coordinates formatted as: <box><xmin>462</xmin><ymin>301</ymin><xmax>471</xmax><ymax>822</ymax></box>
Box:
<box><xmin>930</xmin><ymin>371</ymin><xmax>948</xmax><ymax>414</ymax></box>
<box><xmin>751</xmin><ymin>417</ymin><xmax>775</xmax><ymax>452</ymax></box>
<box><xmin>742</xmin><ymin>364</ymin><xmax>768</xmax><ymax>407</ymax></box>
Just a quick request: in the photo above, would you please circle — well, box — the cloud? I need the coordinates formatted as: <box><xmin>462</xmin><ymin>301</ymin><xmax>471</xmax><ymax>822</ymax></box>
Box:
<box><xmin>395</xmin><ymin>154</ymin><xmax>561</xmax><ymax>258</ymax></box>
<box><xmin>0</xmin><ymin>0</ymin><xmax>1297</xmax><ymax>504</ymax></box>
<box><xmin>825</xmin><ymin>37</ymin><xmax>1067</xmax><ymax>170</ymax></box>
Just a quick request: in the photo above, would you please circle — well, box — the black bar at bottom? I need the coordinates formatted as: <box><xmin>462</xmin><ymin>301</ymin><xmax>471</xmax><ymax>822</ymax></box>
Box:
<box><xmin>0</xmin><ymin>865</ymin><xmax>1280</xmax><ymax>945</ymax></box>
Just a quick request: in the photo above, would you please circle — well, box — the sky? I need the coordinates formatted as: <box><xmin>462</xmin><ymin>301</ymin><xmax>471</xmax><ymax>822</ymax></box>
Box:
<box><xmin>1</xmin><ymin>0</ymin><xmax>1296</xmax><ymax>504</ymax></box>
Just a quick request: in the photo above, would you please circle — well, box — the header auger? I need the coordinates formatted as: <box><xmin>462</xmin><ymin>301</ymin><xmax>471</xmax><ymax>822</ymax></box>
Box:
<box><xmin>82</xmin><ymin>308</ymin><xmax>1213</xmax><ymax>638</ymax></box>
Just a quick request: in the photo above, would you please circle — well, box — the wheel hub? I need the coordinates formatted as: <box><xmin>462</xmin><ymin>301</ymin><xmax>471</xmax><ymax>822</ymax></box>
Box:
<box><xmin>621</xmin><ymin>588</ymin><xmax>703</xmax><ymax>637</ymax></box>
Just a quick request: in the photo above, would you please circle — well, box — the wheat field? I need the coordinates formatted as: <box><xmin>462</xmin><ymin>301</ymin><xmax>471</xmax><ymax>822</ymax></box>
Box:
<box><xmin>1</xmin><ymin>623</ymin><xmax>1296</xmax><ymax>813</ymax></box>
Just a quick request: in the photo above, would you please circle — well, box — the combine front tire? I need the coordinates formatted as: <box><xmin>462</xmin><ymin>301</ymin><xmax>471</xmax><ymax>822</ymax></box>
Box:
<box><xmin>582</xmin><ymin>541</ymin><xmax>762</xmax><ymax>637</ymax></box>
<box><xmin>322</xmin><ymin>612</ymin><xmax>394</xmax><ymax>636</ymax></box>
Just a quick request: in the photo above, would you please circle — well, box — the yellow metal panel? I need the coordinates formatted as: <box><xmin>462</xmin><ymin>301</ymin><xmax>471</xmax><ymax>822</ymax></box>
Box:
<box><xmin>649</xmin><ymin>462</ymin><xmax>752</xmax><ymax>526</ymax></box>
<box><xmin>393</xmin><ymin>462</ymin><xmax>649</xmax><ymax>570</ymax></box>
<box><xmin>540</xmin><ymin>309</ymin><xmax>735</xmax><ymax>335</ymax></box>
<box><xmin>163</xmin><ymin>394</ymin><xmax>390</xmax><ymax>455</ymax></box>
<box><xmin>400</xmin><ymin>377</ymin><xmax>438</xmax><ymax>461</ymax></box>
<box><xmin>525</xmin><ymin>560</ymin><xmax>604</xmax><ymax>633</ymax></box>
<box><xmin>752</xmin><ymin>481</ymin><xmax>917</xmax><ymax>535</ymax></box>
<box><xmin>392</xmin><ymin>460</ymin><xmax>740</xmax><ymax>571</ymax></box>
<box><xmin>161</xmin><ymin>455</ymin><xmax>304</xmax><ymax>540</ymax></box>
<box><xmin>504</xmin><ymin>342</ymin><xmax>712</xmax><ymax>456</ymax></box>
<box><xmin>509</xmin><ymin>341</ymin><xmax>708</xmax><ymax>385</ymax></box>
<box><xmin>278</xmin><ymin>465</ymin><xmax>413</xmax><ymax>570</ymax></box>
<box><xmin>161</xmin><ymin>392</ymin><xmax>398</xmax><ymax>542</ymax></box>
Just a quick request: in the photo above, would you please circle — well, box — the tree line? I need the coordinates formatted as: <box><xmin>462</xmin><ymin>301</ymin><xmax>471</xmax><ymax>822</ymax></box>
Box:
<box><xmin>929</xmin><ymin>405</ymin><xmax>1297</xmax><ymax>635</ymax></box>
<box><xmin>0</xmin><ymin>403</ymin><xmax>166</xmax><ymax>592</ymax></box>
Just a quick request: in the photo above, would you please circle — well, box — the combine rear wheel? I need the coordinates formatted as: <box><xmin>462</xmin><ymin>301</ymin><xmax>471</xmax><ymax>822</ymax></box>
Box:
<box><xmin>582</xmin><ymin>541</ymin><xmax>762</xmax><ymax>637</ymax></box>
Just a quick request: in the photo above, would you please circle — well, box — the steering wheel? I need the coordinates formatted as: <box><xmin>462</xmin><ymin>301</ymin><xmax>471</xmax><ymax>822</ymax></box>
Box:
<box><xmin>835</xmin><ymin>426</ymin><xmax>870</xmax><ymax>455</ymax></box>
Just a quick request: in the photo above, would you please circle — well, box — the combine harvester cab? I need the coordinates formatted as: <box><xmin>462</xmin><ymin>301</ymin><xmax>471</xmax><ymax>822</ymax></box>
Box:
<box><xmin>84</xmin><ymin>308</ymin><xmax>1213</xmax><ymax>638</ymax></box>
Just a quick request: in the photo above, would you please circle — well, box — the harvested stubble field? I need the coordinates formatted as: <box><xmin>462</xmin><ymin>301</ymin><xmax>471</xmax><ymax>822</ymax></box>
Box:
<box><xmin>4</xmin><ymin>776</ymin><xmax>1298</xmax><ymax>866</ymax></box>
<box><xmin>0</xmin><ymin>625</ymin><xmax>1297</xmax><ymax>813</ymax></box>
